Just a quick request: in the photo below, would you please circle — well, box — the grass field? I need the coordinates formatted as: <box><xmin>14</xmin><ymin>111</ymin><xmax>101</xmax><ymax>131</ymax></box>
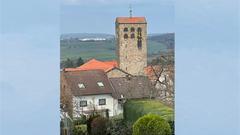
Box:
<box><xmin>123</xmin><ymin>99</ymin><xmax>174</xmax><ymax>123</ymax></box>
<box><xmin>60</xmin><ymin>39</ymin><xmax>169</xmax><ymax>62</ymax></box>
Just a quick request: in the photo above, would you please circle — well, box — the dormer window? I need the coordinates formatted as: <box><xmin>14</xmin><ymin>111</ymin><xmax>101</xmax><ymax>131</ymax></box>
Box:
<box><xmin>124</xmin><ymin>27</ymin><xmax>128</xmax><ymax>32</ymax></box>
<box><xmin>97</xmin><ymin>82</ymin><xmax>104</xmax><ymax>87</ymax></box>
<box><xmin>78</xmin><ymin>83</ymin><xmax>85</xmax><ymax>89</ymax></box>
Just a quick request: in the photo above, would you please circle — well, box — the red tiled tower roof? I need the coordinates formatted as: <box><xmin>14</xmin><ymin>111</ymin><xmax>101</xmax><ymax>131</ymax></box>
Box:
<box><xmin>65</xmin><ymin>59</ymin><xmax>118</xmax><ymax>72</ymax></box>
<box><xmin>116</xmin><ymin>17</ymin><xmax>147</xmax><ymax>24</ymax></box>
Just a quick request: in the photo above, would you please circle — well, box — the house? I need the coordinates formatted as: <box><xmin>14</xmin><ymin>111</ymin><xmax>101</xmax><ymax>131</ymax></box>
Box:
<box><xmin>61</xmin><ymin>69</ymin><xmax>154</xmax><ymax>119</ymax></box>
<box><xmin>61</xmin><ymin>69</ymin><xmax>123</xmax><ymax>118</ymax></box>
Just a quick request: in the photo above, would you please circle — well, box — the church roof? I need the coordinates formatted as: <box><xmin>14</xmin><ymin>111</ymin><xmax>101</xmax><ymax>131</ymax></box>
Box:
<box><xmin>116</xmin><ymin>17</ymin><xmax>147</xmax><ymax>24</ymax></box>
<box><xmin>65</xmin><ymin>59</ymin><xmax>118</xmax><ymax>72</ymax></box>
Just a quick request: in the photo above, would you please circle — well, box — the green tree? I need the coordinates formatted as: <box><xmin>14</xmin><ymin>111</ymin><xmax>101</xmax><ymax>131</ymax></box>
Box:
<box><xmin>75</xmin><ymin>57</ymin><xmax>84</xmax><ymax>67</ymax></box>
<box><xmin>133</xmin><ymin>114</ymin><xmax>171</xmax><ymax>135</ymax></box>
<box><xmin>64</xmin><ymin>58</ymin><xmax>74</xmax><ymax>68</ymax></box>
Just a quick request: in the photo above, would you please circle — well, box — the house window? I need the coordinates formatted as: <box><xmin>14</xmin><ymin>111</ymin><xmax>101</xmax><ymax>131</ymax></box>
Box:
<box><xmin>80</xmin><ymin>100</ymin><xmax>87</xmax><ymax>107</ymax></box>
<box><xmin>99</xmin><ymin>99</ymin><xmax>106</xmax><ymax>105</ymax></box>
<box><xmin>78</xmin><ymin>83</ymin><xmax>85</xmax><ymax>89</ymax></box>
<box><xmin>123</xmin><ymin>27</ymin><xmax>128</xmax><ymax>32</ymax></box>
<box><xmin>124</xmin><ymin>34</ymin><xmax>128</xmax><ymax>39</ymax></box>
<box><xmin>131</xmin><ymin>27</ymin><xmax>135</xmax><ymax>32</ymax></box>
<box><xmin>97</xmin><ymin>82</ymin><xmax>104</xmax><ymax>87</ymax></box>
<box><xmin>131</xmin><ymin>33</ymin><xmax>135</xmax><ymax>39</ymax></box>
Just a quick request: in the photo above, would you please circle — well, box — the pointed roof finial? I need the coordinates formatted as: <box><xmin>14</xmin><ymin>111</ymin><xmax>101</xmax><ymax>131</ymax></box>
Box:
<box><xmin>129</xmin><ymin>4</ymin><xmax>132</xmax><ymax>18</ymax></box>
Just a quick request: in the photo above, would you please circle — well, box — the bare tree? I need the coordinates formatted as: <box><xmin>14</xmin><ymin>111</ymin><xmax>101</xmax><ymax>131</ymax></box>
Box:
<box><xmin>148</xmin><ymin>54</ymin><xmax>174</xmax><ymax>107</ymax></box>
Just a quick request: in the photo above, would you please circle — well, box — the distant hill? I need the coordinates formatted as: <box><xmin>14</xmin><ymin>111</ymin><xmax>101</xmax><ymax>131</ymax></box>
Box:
<box><xmin>148</xmin><ymin>33</ymin><xmax>174</xmax><ymax>49</ymax></box>
<box><xmin>60</xmin><ymin>33</ymin><xmax>174</xmax><ymax>63</ymax></box>
<box><xmin>61</xmin><ymin>33</ymin><xmax>114</xmax><ymax>41</ymax></box>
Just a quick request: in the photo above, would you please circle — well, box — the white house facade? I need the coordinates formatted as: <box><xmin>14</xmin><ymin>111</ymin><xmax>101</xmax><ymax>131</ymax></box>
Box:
<box><xmin>72</xmin><ymin>94</ymin><xmax>122</xmax><ymax>118</ymax></box>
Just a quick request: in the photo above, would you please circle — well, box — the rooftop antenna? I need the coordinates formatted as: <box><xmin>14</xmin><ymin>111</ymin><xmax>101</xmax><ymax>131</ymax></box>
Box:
<box><xmin>129</xmin><ymin>4</ymin><xmax>133</xmax><ymax>18</ymax></box>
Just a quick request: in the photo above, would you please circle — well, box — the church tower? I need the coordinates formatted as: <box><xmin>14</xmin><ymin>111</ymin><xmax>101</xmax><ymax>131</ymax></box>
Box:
<box><xmin>115</xmin><ymin>13</ymin><xmax>147</xmax><ymax>76</ymax></box>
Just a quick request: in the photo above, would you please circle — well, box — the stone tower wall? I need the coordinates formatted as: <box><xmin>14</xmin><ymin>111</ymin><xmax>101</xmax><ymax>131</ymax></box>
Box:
<box><xmin>116</xmin><ymin>23</ymin><xmax>147</xmax><ymax>76</ymax></box>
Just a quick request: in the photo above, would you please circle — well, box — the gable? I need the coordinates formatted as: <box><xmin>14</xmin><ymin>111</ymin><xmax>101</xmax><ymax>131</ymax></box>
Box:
<box><xmin>106</xmin><ymin>67</ymin><xmax>132</xmax><ymax>78</ymax></box>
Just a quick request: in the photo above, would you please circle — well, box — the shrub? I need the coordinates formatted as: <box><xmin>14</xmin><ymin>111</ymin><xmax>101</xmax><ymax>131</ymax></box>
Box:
<box><xmin>86</xmin><ymin>114</ymin><xmax>100</xmax><ymax>135</ymax></box>
<box><xmin>124</xmin><ymin>100</ymin><xmax>174</xmax><ymax>123</ymax></box>
<box><xmin>74</xmin><ymin>115</ymin><xmax>87</xmax><ymax>125</ymax></box>
<box><xmin>168</xmin><ymin>120</ymin><xmax>175</xmax><ymax>135</ymax></box>
<box><xmin>133</xmin><ymin>114</ymin><xmax>171</xmax><ymax>135</ymax></box>
<box><xmin>90</xmin><ymin>116</ymin><xmax>109</xmax><ymax>135</ymax></box>
<box><xmin>108</xmin><ymin>117</ymin><xmax>132</xmax><ymax>135</ymax></box>
<box><xmin>72</xmin><ymin>124</ymin><xmax>87</xmax><ymax>135</ymax></box>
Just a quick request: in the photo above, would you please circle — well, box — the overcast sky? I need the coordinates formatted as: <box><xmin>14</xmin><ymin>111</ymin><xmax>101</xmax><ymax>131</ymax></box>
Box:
<box><xmin>1</xmin><ymin>0</ymin><xmax>239</xmax><ymax>135</ymax></box>
<box><xmin>61</xmin><ymin>0</ymin><xmax>174</xmax><ymax>34</ymax></box>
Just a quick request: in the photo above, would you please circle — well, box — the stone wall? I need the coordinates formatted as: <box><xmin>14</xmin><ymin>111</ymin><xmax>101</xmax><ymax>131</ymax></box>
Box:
<box><xmin>116</xmin><ymin>23</ymin><xmax>147</xmax><ymax>76</ymax></box>
<box><xmin>107</xmin><ymin>68</ymin><xmax>129</xmax><ymax>78</ymax></box>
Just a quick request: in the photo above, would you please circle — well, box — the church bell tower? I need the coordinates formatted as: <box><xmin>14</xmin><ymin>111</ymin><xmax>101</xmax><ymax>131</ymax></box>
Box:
<box><xmin>115</xmin><ymin>9</ymin><xmax>147</xmax><ymax>76</ymax></box>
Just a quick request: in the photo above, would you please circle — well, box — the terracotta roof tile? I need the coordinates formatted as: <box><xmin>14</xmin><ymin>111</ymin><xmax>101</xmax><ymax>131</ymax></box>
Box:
<box><xmin>116</xmin><ymin>17</ymin><xmax>146</xmax><ymax>24</ymax></box>
<box><xmin>65</xmin><ymin>59</ymin><xmax>118</xmax><ymax>72</ymax></box>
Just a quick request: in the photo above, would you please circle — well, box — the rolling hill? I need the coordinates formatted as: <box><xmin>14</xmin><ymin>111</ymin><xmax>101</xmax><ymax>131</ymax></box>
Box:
<box><xmin>60</xmin><ymin>33</ymin><xmax>174</xmax><ymax>64</ymax></box>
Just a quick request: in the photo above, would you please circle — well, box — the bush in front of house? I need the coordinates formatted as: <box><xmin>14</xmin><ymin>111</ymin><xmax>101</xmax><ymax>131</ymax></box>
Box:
<box><xmin>86</xmin><ymin>114</ymin><xmax>100</xmax><ymax>135</ymax></box>
<box><xmin>108</xmin><ymin>117</ymin><xmax>132</xmax><ymax>135</ymax></box>
<box><xmin>74</xmin><ymin>115</ymin><xmax>87</xmax><ymax>125</ymax></box>
<box><xmin>72</xmin><ymin>124</ymin><xmax>87</xmax><ymax>135</ymax></box>
<box><xmin>90</xmin><ymin>116</ymin><xmax>109</xmax><ymax>135</ymax></box>
<box><xmin>133</xmin><ymin>114</ymin><xmax>171</xmax><ymax>135</ymax></box>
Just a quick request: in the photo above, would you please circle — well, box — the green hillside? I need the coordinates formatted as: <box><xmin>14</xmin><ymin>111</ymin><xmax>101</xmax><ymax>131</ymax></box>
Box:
<box><xmin>60</xmin><ymin>33</ymin><xmax>174</xmax><ymax>63</ymax></box>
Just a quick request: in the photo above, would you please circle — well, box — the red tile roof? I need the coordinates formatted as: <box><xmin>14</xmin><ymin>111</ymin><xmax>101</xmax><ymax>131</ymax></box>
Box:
<box><xmin>116</xmin><ymin>17</ymin><xmax>146</xmax><ymax>24</ymax></box>
<box><xmin>144</xmin><ymin>65</ymin><xmax>162</xmax><ymax>81</ymax></box>
<box><xmin>65</xmin><ymin>59</ymin><xmax>118</xmax><ymax>72</ymax></box>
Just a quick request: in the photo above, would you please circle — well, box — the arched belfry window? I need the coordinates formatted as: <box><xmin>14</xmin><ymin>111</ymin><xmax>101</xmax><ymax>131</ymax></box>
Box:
<box><xmin>131</xmin><ymin>33</ymin><xmax>135</xmax><ymax>39</ymax></box>
<box><xmin>124</xmin><ymin>27</ymin><xmax>128</xmax><ymax>32</ymax></box>
<box><xmin>124</xmin><ymin>34</ymin><xmax>128</xmax><ymax>39</ymax></box>
<box><xmin>137</xmin><ymin>27</ymin><xmax>142</xmax><ymax>49</ymax></box>
<box><xmin>137</xmin><ymin>27</ymin><xmax>142</xmax><ymax>32</ymax></box>
<box><xmin>131</xmin><ymin>27</ymin><xmax>135</xmax><ymax>32</ymax></box>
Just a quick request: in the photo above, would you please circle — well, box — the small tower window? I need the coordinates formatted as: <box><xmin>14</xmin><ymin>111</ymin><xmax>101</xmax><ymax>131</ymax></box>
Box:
<box><xmin>137</xmin><ymin>27</ymin><xmax>142</xmax><ymax>32</ymax></box>
<box><xmin>124</xmin><ymin>27</ymin><xmax>128</xmax><ymax>32</ymax></box>
<box><xmin>124</xmin><ymin>34</ymin><xmax>128</xmax><ymax>39</ymax></box>
<box><xmin>137</xmin><ymin>27</ymin><xmax>142</xmax><ymax>49</ymax></box>
<box><xmin>138</xmin><ymin>39</ymin><xmax>142</xmax><ymax>49</ymax></box>
<box><xmin>131</xmin><ymin>27</ymin><xmax>135</xmax><ymax>32</ymax></box>
<box><xmin>131</xmin><ymin>33</ymin><xmax>135</xmax><ymax>39</ymax></box>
